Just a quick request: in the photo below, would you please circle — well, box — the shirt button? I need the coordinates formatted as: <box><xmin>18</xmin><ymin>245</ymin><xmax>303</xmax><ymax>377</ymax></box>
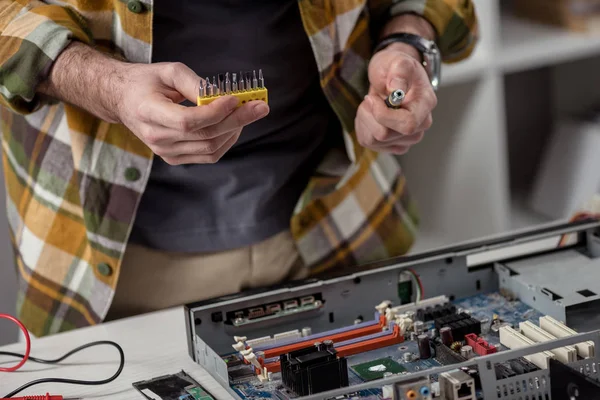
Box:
<box><xmin>97</xmin><ymin>262</ymin><xmax>113</xmax><ymax>277</ymax></box>
<box><xmin>125</xmin><ymin>167</ymin><xmax>140</xmax><ymax>182</ymax></box>
<box><xmin>127</xmin><ymin>0</ymin><xmax>144</xmax><ymax>13</ymax></box>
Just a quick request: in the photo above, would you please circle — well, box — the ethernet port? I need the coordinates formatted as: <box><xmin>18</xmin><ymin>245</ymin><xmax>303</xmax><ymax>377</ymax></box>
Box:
<box><xmin>458</xmin><ymin>382</ymin><xmax>472</xmax><ymax>397</ymax></box>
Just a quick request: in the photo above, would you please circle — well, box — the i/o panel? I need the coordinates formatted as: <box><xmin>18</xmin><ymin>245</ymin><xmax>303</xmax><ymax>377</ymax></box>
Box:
<box><xmin>185</xmin><ymin>219</ymin><xmax>600</xmax><ymax>399</ymax></box>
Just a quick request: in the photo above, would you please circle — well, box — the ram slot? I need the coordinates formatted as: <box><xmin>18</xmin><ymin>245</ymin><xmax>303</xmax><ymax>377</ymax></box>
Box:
<box><xmin>539</xmin><ymin>316</ymin><xmax>595</xmax><ymax>358</ymax></box>
<box><xmin>519</xmin><ymin>321</ymin><xmax>577</xmax><ymax>363</ymax></box>
<box><xmin>499</xmin><ymin>326</ymin><xmax>555</xmax><ymax>369</ymax></box>
<box><xmin>264</xmin><ymin>324</ymin><xmax>404</xmax><ymax>373</ymax></box>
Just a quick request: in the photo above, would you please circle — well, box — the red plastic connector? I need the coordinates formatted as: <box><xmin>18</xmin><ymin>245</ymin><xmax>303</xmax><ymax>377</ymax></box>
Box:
<box><xmin>465</xmin><ymin>333</ymin><xmax>497</xmax><ymax>355</ymax></box>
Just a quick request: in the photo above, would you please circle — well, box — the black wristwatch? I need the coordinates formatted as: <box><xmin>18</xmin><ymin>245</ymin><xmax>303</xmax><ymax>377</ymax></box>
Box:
<box><xmin>374</xmin><ymin>33</ymin><xmax>441</xmax><ymax>91</ymax></box>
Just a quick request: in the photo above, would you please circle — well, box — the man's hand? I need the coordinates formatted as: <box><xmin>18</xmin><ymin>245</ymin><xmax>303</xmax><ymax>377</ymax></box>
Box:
<box><xmin>356</xmin><ymin>14</ymin><xmax>437</xmax><ymax>155</ymax></box>
<box><xmin>355</xmin><ymin>44</ymin><xmax>436</xmax><ymax>155</ymax></box>
<box><xmin>38</xmin><ymin>42</ymin><xmax>269</xmax><ymax>165</ymax></box>
<box><xmin>117</xmin><ymin>62</ymin><xmax>269</xmax><ymax>165</ymax></box>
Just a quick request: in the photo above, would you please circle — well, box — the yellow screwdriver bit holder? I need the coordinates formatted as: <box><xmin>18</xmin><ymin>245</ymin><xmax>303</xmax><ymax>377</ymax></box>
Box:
<box><xmin>197</xmin><ymin>70</ymin><xmax>268</xmax><ymax>108</ymax></box>
<box><xmin>197</xmin><ymin>87</ymin><xmax>268</xmax><ymax>107</ymax></box>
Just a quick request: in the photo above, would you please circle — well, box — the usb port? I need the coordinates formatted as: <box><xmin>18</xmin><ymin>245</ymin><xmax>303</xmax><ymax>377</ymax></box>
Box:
<box><xmin>284</xmin><ymin>300</ymin><xmax>298</xmax><ymax>310</ymax></box>
<box><xmin>248</xmin><ymin>307</ymin><xmax>264</xmax><ymax>319</ymax></box>
<box><xmin>300</xmin><ymin>296</ymin><xmax>315</xmax><ymax>306</ymax></box>
<box><xmin>265</xmin><ymin>304</ymin><xmax>282</xmax><ymax>314</ymax></box>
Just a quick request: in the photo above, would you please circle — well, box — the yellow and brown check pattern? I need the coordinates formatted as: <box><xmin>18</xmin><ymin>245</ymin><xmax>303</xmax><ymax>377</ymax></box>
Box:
<box><xmin>0</xmin><ymin>0</ymin><xmax>478</xmax><ymax>336</ymax></box>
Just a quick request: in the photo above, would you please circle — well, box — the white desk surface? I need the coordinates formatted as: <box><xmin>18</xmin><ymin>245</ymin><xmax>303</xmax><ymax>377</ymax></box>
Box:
<box><xmin>0</xmin><ymin>308</ymin><xmax>231</xmax><ymax>399</ymax></box>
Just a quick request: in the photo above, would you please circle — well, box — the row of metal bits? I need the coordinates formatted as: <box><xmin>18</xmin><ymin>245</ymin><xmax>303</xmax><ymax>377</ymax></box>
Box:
<box><xmin>198</xmin><ymin>69</ymin><xmax>264</xmax><ymax>98</ymax></box>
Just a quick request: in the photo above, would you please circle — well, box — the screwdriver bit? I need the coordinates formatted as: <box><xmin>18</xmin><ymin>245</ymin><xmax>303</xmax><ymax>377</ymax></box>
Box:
<box><xmin>252</xmin><ymin>70</ymin><xmax>258</xmax><ymax>89</ymax></box>
<box><xmin>206</xmin><ymin>77</ymin><xmax>212</xmax><ymax>96</ymax></box>
<box><xmin>245</xmin><ymin>72</ymin><xmax>251</xmax><ymax>91</ymax></box>
<box><xmin>259</xmin><ymin>69</ymin><xmax>264</xmax><ymax>88</ymax></box>
<box><xmin>218</xmin><ymin>73</ymin><xmax>224</xmax><ymax>94</ymax></box>
<box><xmin>199</xmin><ymin>79</ymin><xmax>205</xmax><ymax>98</ymax></box>
<box><xmin>232</xmin><ymin>73</ymin><xmax>238</xmax><ymax>92</ymax></box>
<box><xmin>225</xmin><ymin>72</ymin><xmax>231</xmax><ymax>94</ymax></box>
<box><xmin>385</xmin><ymin>89</ymin><xmax>405</xmax><ymax>109</ymax></box>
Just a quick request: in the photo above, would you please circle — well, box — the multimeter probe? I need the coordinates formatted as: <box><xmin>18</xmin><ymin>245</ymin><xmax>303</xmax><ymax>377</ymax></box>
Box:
<box><xmin>197</xmin><ymin>70</ymin><xmax>268</xmax><ymax>107</ymax></box>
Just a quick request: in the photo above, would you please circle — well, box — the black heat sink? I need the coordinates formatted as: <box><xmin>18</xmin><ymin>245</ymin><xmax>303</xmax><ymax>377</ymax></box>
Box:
<box><xmin>416</xmin><ymin>303</ymin><xmax>457</xmax><ymax>322</ymax></box>
<box><xmin>280</xmin><ymin>342</ymin><xmax>349</xmax><ymax>396</ymax></box>
<box><xmin>434</xmin><ymin>312</ymin><xmax>481</xmax><ymax>341</ymax></box>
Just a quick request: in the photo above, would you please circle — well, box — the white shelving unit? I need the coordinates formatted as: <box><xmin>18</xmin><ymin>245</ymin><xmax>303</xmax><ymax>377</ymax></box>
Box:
<box><xmin>405</xmin><ymin>0</ymin><xmax>600</xmax><ymax>254</ymax></box>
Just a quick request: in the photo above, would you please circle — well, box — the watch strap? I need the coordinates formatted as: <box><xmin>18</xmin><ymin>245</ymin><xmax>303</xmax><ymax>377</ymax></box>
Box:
<box><xmin>374</xmin><ymin>33</ymin><xmax>429</xmax><ymax>59</ymax></box>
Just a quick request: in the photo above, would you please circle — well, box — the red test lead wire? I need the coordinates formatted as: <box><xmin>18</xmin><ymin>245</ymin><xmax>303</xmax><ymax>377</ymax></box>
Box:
<box><xmin>0</xmin><ymin>313</ymin><xmax>31</xmax><ymax>372</ymax></box>
<box><xmin>0</xmin><ymin>393</ymin><xmax>81</xmax><ymax>400</ymax></box>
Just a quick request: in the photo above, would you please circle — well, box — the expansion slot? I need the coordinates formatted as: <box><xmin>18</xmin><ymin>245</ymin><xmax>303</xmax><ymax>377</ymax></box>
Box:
<box><xmin>253</xmin><ymin>314</ymin><xmax>387</xmax><ymax>359</ymax></box>
<box><xmin>539</xmin><ymin>316</ymin><xmax>595</xmax><ymax>358</ymax></box>
<box><xmin>519</xmin><ymin>321</ymin><xmax>577</xmax><ymax>364</ymax></box>
<box><xmin>389</xmin><ymin>295</ymin><xmax>449</xmax><ymax>316</ymax></box>
<box><xmin>262</xmin><ymin>324</ymin><xmax>404</xmax><ymax>373</ymax></box>
<box><xmin>499</xmin><ymin>326</ymin><xmax>555</xmax><ymax>369</ymax></box>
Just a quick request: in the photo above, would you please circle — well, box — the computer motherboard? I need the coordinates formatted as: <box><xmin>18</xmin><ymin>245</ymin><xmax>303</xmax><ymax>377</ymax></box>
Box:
<box><xmin>220</xmin><ymin>291</ymin><xmax>560</xmax><ymax>400</ymax></box>
<box><xmin>185</xmin><ymin>219</ymin><xmax>600</xmax><ymax>400</ymax></box>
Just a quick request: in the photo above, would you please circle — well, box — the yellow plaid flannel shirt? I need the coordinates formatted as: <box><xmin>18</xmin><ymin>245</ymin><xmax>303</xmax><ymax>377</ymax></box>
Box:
<box><xmin>0</xmin><ymin>0</ymin><xmax>478</xmax><ymax>336</ymax></box>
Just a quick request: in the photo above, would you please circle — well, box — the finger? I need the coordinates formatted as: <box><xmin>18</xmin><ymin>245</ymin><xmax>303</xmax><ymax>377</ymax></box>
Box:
<box><xmin>199</xmin><ymin>101</ymin><xmax>269</xmax><ymax>138</ymax></box>
<box><xmin>369</xmin><ymin>55</ymin><xmax>413</xmax><ymax>96</ymax></box>
<box><xmin>154</xmin><ymin>129</ymin><xmax>239</xmax><ymax>158</ymax></box>
<box><xmin>141</xmin><ymin>94</ymin><xmax>239</xmax><ymax>135</ymax></box>
<box><xmin>159</xmin><ymin>62</ymin><xmax>203</xmax><ymax>104</ymax></box>
<box><xmin>163</xmin><ymin>130</ymin><xmax>242</xmax><ymax>165</ymax></box>
<box><xmin>371</xmin><ymin>113</ymin><xmax>432</xmax><ymax>144</ymax></box>
<box><xmin>355</xmin><ymin>98</ymin><xmax>389</xmax><ymax>148</ymax></box>
<box><xmin>368</xmin><ymin>94</ymin><xmax>427</xmax><ymax>136</ymax></box>
<box><xmin>368</xmin><ymin>131</ymin><xmax>424</xmax><ymax>151</ymax></box>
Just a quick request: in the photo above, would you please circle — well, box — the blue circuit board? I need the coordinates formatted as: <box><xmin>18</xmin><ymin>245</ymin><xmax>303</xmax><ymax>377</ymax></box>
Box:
<box><xmin>227</xmin><ymin>292</ymin><xmax>544</xmax><ymax>400</ymax></box>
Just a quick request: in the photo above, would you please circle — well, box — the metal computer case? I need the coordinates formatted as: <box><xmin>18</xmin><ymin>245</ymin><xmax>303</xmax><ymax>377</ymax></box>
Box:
<box><xmin>184</xmin><ymin>219</ymin><xmax>600</xmax><ymax>399</ymax></box>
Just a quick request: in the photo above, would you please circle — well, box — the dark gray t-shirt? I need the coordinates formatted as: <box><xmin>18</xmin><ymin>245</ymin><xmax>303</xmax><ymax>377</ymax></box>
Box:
<box><xmin>128</xmin><ymin>0</ymin><xmax>341</xmax><ymax>252</ymax></box>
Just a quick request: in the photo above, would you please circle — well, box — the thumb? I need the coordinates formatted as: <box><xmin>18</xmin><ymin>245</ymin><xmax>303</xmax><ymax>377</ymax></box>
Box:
<box><xmin>387</xmin><ymin>76</ymin><xmax>410</xmax><ymax>97</ymax></box>
<box><xmin>161</xmin><ymin>62</ymin><xmax>202</xmax><ymax>104</ymax></box>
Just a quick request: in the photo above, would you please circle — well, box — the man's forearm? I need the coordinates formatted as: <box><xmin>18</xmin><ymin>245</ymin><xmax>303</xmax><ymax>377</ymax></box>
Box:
<box><xmin>378</xmin><ymin>13</ymin><xmax>436</xmax><ymax>61</ymax></box>
<box><xmin>37</xmin><ymin>42</ymin><xmax>127</xmax><ymax>123</ymax></box>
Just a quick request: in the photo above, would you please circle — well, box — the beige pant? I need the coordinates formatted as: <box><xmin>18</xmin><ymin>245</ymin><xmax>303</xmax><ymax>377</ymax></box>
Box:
<box><xmin>105</xmin><ymin>230</ymin><xmax>308</xmax><ymax>321</ymax></box>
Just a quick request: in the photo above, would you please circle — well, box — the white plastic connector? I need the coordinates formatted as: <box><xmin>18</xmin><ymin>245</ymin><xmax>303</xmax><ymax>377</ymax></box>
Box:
<box><xmin>240</xmin><ymin>348</ymin><xmax>254</xmax><ymax>356</ymax></box>
<box><xmin>519</xmin><ymin>321</ymin><xmax>577</xmax><ymax>363</ymax></box>
<box><xmin>232</xmin><ymin>342</ymin><xmax>246</xmax><ymax>352</ymax></box>
<box><xmin>375</xmin><ymin>300</ymin><xmax>392</xmax><ymax>314</ymax></box>
<box><xmin>499</xmin><ymin>326</ymin><xmax>555</xmax><ymax>369</ymax></box>
<box><xmin>234</xmin><ymin>336</ymin><xmax>247</xmax><ymax>343</ymax></box>
<box><xmin>539</xmin><ymin>316</ymin><xmax>595</xmax><ymax>358</ymax></box>
<box><xmin>395</xmin><ymin>317</ymin><xmax>413</xmax><ymax>336</ymax></box>
<box><xmin>257</xmin><ymin>367</ymin><xmax>269</xmax><ymax>382</ymax></box>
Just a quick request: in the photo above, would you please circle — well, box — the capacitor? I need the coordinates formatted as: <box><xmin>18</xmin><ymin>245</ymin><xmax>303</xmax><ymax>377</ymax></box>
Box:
<box><xmin>461</xmin><ymin>345</ymin><xmax>474</xmax><ymax>359</ymax></box>
<box><xmin>414</xmin><ymin>321</ymin><xmax>424</xmax><ymax>334</ymax></box>
<box><xmin>480</xmin><ymin>318</ymin><xmax>490</xmax><ymax>335</ymax></box>
<box><xmin>403</xmin><ymin>352</ymin><xmax>413</xmax><ymax>363</ymax></box>
<box><xmin>417</xmin><ymin>334</ymin><xmax>431</xmax><ymax>359</ymax></box>
<box><xmin>302</xmin><ymin>327</ymin><xmax>312</xmax><ymax>337</ymax></box>
<box><xmin>323</xmin><ymin>339</ymin><xmax>334</xmax><ymax>350</ymax></box>
<box><xmin>440</xmin><ymin>326</ymin><xmax>454</xmax><ymax>346</ymax></box>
